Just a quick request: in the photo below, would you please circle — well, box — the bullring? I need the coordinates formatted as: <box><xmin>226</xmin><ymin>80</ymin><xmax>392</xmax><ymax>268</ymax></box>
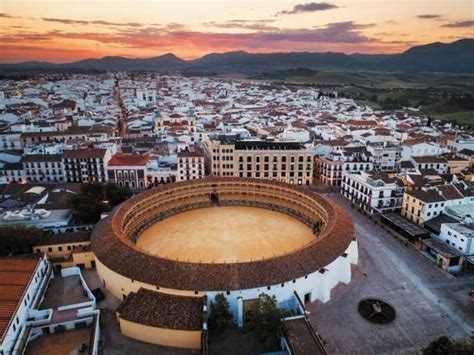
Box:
<box><xmin>91</xmin><ymin>177</ymin><xmax>358</xmax><ymax>347</ymax></box>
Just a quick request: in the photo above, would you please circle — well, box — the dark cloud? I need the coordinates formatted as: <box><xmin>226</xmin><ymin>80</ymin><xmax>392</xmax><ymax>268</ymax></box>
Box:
<box><xmin>442</xmin><ymin>20</ymin><xmax>474</xmax><ymax>28</ymax></box>
<box><xmin>42</xmin><ymin>18</ymin><xmax>89</xmax><ymax>25</ymax></box>
<box><xmin>278</xmin><ymin>2</ymin><xmax>338</xmax><ymax>15</ymax></box>
<box><xmin>0</xmin><ymin>33</ymin><xmax>54</xmax><ymax>43</ymax></box>
<box><xmin>417</xmin><ymin>14</ymin><xmax>442</xmax><ymax>19</ymax></box>
<box><xmin>90</xmin><ymin>20</ymin><xmax>143</xmax><ymax>27</ymax></box>
<box><xmin>42</xmin><ymin>17</ymin><xmax>144</xmax><ymax>27</ymax></box>
<box><xmin>0</xmin><ymin>13</ymin><xmax>18</xmax><ymax>18</ymax></box>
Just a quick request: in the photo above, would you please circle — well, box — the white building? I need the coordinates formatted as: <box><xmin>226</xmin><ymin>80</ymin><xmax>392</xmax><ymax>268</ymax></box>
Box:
<box><xmin>341</xmin><ymin>171</ymin><xmax>404</xmax><ymax>214</ymax></box>
<box><xmin>402</xmin><ymin>183</ymin><xmax>474</xmax><ymax>225</ymax></box>
<box><xmin>367</xmin><ymin>143</ymin><xmax>402</xmax><ymax>172</ymax></box>
<box><xmin>176</xmin><ymin>148</ymin><xmax>205</xmax><ymax>181</ymax></box>
<box><xmin>22</xmin><ymin>154</ymin><xmax>64</xmax><ymax>183</ymax></box>
<box><xmin>411</xmin><ymin>156</ymin><xmax>448</xmax><ymax>174</ymax></box>
<box><xmin>438</xmin><ymin>223</ymin><xmax>474</xmax><ymax>255</ymax></box>
<box><xmin>401</xmin><ymin>141</ymin><xmax>444</xmax><ymax>160</ymax></box>
<box><xmin>0</xmin><ymin>256</ymin><xmax>50</xmax><ymax>355</ymax></box>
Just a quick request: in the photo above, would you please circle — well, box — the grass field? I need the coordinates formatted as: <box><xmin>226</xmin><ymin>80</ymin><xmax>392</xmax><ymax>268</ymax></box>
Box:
<box><xmin>431</xmin><ymin>111</ymin><xmax>474</xmax><ymax>125</ymax></box>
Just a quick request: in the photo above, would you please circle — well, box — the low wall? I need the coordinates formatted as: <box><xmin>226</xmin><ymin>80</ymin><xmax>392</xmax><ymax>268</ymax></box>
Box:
<box><xmin>118</xmin><ymin>318</ymin><xmax>202</xmax><ymax>349</ymax></box>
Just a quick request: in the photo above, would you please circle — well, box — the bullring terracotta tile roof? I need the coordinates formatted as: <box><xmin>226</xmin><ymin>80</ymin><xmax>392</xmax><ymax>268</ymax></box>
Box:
<box><xmin>91</xmin><ymin>177</ymin><xmax>354</xmax><ymax>291</ymax></box>
<box><xmin>117</xmin><ymin>288</ymin><xmax>204</xmax><ymax>331</ymax></box>
<box><xmin>0</xmin><ymin>257</ymin><xmax>40</xmax><ymax>340</ymax></box>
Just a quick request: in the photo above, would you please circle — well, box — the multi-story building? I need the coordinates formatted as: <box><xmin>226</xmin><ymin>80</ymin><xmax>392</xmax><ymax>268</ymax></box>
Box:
<box><xmin>401</xmin><ymin>183</ymin><xmax>474</xmax><ymax>225</ymax></box>
<box><xmin>177</xmin><ymin>148</ymin><xmax>205</xmax><ymax>181</ymax></box>
<box><xmin>315</xmin><ymin>147</ymin><xmax>374</xmax><ymax>186</ymax></box>
<box><xmin>438</xmin><ymin>223</ymin><xmax>474</xmax><ymax>255</ymax></box>
<box><xmin>401</xmin><ymin>140</ymin><xmax>444</xmax><ymax>160</ymax></box>
<box><xmin>62</xmin><ymin>148</ymin><xmax>111</xmax><ymax>183</ymax></box>
<box><xmin>20</xmin><ymin>126</ymin><xmax>114</xmax><ymax>147</ymax></box>
<box><xmin>442</xmin><ymin>153</ymin><xmax>471</xmax><ymax>174</ymax></box>
<box><xmin>0</xmin><ymin>256</ymin><xmax>51</xmax><ymax>355</ymax></box>
<box><xmin>0</xmin><ymin>132</ymin><xmax>22</xmax><ymax>151</ymax></box>
<box><xmin>22</xmin><ymin>154</ymin><xmax>64</xmax><ymax>183</ymax></box>
<box><xmin>341</xmin><ymin>171</ymin><xmax>404</xmax><ymax>214</ymax></box>
<box><xmin>367</xmin><ymin>143</ymin><xmax>402</xmax><ymax>172</ymax></box>
<box><xmin>447</xmin><ymin>135</ymin><xmax>474</xmax><ymax>153</ymax></box>
<box><xmin>0</xmin><ymin>162</ymin><xmax>26</xmax><ymax>184</ymax></box>
<box><xmin>106</xmin><ymin>153</ymin><xmax>150</xmax><ymax>189</ymax></box>
<box><xmin>202</xmin><ymin>135</ymin><xmax>314</xmax><ymax>185</ymax></box>
<box><xmin>314</xmin><ymin>154</ymin><xmax>343</xmax><ymax>186</ymax></box>
<box><xmin>411</xmin><ymin>156</ymin><xmax>448</xmax><ymax>174</ymax></box>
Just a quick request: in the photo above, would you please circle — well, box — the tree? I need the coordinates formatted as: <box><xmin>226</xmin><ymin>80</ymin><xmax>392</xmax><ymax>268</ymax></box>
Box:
<box><xmin>423</xmin><ymin>336</ymin><xmax>474</xmax><ymax>354</ymax></box>
<box><xmin>245</xmin><ymin>293</ymin><xmax>288</xmax><ymax>347</ymax></box>
<box><xmin>68</xmin><ymin>183</ymin><xmax>132</xmax><ymax>223</ymax></box>
<box><xmin>0</xmin><ymin>225</ymin><xmax>45</xmax><ymax>256</ymax></box>
<box><xmin>68</xmin><ymin>183</ymin><xmax>106</xmax><ymax>223</ymax></box>
<box><xmin>105</xmin><ymin>183</ymin><xmax>131</xmax><ymax>206</ymax></box>
<box><xmin>208</xmin><ymin>293</ymin><xmax>234</xmax><ymax>334</ymax></box>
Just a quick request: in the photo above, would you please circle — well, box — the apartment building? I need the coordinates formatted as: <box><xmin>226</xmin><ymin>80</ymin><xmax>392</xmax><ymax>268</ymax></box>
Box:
<box><xmin>401</xmin><ymin>183</ymin><xmax>474</xmax><ymax>225</ymax></box>
<box><xmin>202</xmin><ymin>135</ymin><xmax>314</xmax><ymax>185</ymax></box>
<box><xmin>411</xmin><ymin>156</ymin><xmax>448</xmax><ymax>174</ymax></box>
<box><xmin>401</xmin><ymin>140</ymin><xmax>444</xmax><ymax>160</ymax></box>
<box><xmin>106</xmin><ymin>153</ymin><xmax>149</xmax><ymax>189</ymax></box>
<box><xmin>367</xmin><ymin>143</ymin><xmax>402</xmax><ymax>172</ymax></box>
<box><xmin>0</xmin><ymin>132</ymin><xmax>22</xmax><ymax>151</ymax></box>
<box><xmin>176</xmin><ymin>148</ymin><xmax>205</xmax><ymax>182</ymax></box>
<box><xmin>341</xmin><ymin>171</ymin><xmax>404</xmax><ymax>214</ymax></box>
<box><xmin>315</xmin><ymin>146</ymin><xmax>374</xmax><ymax>186</ymax></box>
<box><xmin>0</xmin><ymin>163</ymin><xmax>26</xmax><ymax>184</ymax></box>
<box><xmin>22</xmin><ymin>154</ymin><xmax>64</xmax><ymax>183</ymax></box>
<box><xmin>62</xmin><ymin>148</ymin><xmax>111</xmax><ymax>183</ymax></box>
<box><xmin>20</xmin><ymin>126</ymin><xmax>114</xmax><ymax>147</ymax></box>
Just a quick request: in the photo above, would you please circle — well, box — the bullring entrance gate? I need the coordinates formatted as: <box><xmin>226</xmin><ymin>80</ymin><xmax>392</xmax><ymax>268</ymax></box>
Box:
<box><xmin>210</xmin><ymin>189</ymin><xmax>219</xmax><ymax>204</ymax></box>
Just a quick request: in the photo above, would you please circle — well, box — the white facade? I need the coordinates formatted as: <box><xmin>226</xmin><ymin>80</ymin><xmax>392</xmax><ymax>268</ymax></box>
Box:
<box><xmin>176</xmin><ymin>155</ymin><xmax>205</xmax><ymax>182</ymax></box>
<box><xmin>401</xmin><ymin>142</ymin><xmax>444</xmax><ymax>160</ymax></box>
<box><xmin>367</xmin><ymin>144</ymin><xmax>402</xmax><ymax>172</ymax></box>
<box><xmin>207</xmin><ymin>239</ymin><xmax>358</xmax><ymax>323</ymax></box>
<box><xmin>341</xmin><ymin>171</ymin><xmax>403</xmax><ymax>214</ymax></box>
<box><xmin>438</xmin><ymin>223</ymin><xmax>474</xmax><ymax>255</ymax></box>
<box><xmin>0</xmin><ymin>255</ymin><xmax>50</xmax><ymax>355</ymax></box>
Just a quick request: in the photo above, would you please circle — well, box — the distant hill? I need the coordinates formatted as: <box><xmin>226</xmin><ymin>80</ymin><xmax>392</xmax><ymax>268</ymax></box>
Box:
<box><xmin>1</xmin><ymin>39</ymin><xmax>473</xmax><ymax>75</ymax></box>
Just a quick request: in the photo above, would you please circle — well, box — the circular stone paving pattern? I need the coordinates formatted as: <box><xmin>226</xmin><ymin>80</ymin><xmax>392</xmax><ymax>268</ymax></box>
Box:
<box><xmin>358</xmin><ymin>299</ymin><xmax>396</xmax><ymax>324</ymax></box>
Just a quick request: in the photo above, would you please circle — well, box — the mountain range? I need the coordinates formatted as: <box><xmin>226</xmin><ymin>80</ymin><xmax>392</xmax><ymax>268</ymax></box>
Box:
<box><xmin>1</xmin><ymin>39</ymin><xmax>473</xmax><ymax>75</ymax></box>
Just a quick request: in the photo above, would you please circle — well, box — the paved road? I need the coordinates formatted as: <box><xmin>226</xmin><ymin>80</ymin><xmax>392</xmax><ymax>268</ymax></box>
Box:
<box><xmin>309</xmin><ymin>193</ymin><xmax>474</xmax><ymax>355</ymax></box>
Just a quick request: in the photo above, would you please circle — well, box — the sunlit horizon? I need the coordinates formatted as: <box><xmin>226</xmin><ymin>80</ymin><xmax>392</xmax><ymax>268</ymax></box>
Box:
<box><xmin>1</xmin><ymin>0</ymin><xmax>473</xmax><ymax>63</ymax></box>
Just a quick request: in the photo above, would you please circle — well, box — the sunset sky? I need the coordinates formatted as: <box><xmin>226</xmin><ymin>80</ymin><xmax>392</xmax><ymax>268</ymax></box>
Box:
<box><xmin>1</xmin><ymin>0</ymin><xmax>473</xmax><ymax>63</ymax></box>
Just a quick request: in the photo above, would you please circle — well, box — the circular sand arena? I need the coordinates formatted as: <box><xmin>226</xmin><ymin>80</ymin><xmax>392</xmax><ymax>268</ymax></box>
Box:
<box><xmin>136</xmin><ymin>206</ymin><xmax>315</xmax><ymax>263</ymax></box>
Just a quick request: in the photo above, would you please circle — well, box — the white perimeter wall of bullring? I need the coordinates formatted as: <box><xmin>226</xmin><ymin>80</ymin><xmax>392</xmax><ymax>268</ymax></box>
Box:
<box><xmin>95</xmin><ymin>239</ymin><xmax>358</xmax><ymax>319</ymax></box>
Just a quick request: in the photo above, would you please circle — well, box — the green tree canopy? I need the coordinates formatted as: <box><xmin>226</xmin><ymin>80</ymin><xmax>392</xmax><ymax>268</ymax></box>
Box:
<box><xmin>208</xmin><ymin>293</ymin><xmax>234</xmax><ymax>334</ymax></box>
<box><xmin>423</xmin><ymin>336</ymin><xmax>474</xmax><ymax>354</ymax></box>
<box><xmin>245</xmin><ymin>293</ymin><xmax>288</xmax><ymax>346</ymax></box>
<box><xmin>68</xmin><ymin>183</ymin><xmax>132</xmax><ymax>223</ymax></box>
<box><xmin>0</xmin><ymin>225</ymin><xmax>45</xmax><ymax>256</ymax></box>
